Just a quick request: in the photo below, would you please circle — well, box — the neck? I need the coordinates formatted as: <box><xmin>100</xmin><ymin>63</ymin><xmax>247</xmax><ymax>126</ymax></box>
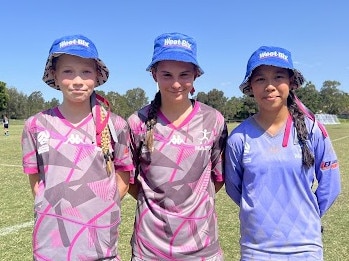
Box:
<box><xmin>59</xmin><ymin>100</ymin><xmax>91</xmax><ymax>124</ymax></box>
<box><xmin>160</xmin><ymin>99</ymin><xmax>193</xmax><ymax>125</ymax></box>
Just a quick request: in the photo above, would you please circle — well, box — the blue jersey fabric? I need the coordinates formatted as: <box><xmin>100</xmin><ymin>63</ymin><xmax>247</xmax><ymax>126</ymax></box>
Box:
<box><xmin>225</xmin><ymin>116</ymin><xmax>341</xmax><ymax>260</ymax></box>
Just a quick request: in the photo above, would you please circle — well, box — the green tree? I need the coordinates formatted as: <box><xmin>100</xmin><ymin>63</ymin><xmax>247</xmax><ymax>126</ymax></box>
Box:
<box><xmin>106</xmin><ymin>91</ymin><xmax>129</xmax><ymax>119</ymax></box>
<box><xmin>124</xmin><ymin>88</ymin><xmax>149</xmax><ymax>117</ymax></box>
<box><xmin>205</xmin><ymin>88</ymin><xmax>227</xmax><ymax>114</ymax></box>
<box><xmin>0</xmin><ymin>81</ymin><xmax>9</xmax><ymax>112</ymax></box>
<box><xmin>295</xmin><ymin>81</ymin><xmax>321</xmax><ymax>113</ymax></box>
<box><xmin>195</xmin><ymin>91</ymin><xmax>208</xmax><ymax>104</ymax></box>
<box><xmin>27</xmin><ymin>91</ymin><xmax>45</xmax><ymax>116</ymax></box>
<box><xmin>320</xmin><ymin>81</ymin><xmax>343</xmax><ymax>114</ymax></box>
<box><xmin>225</xmin><ymin>97</ymin><xmax>244</xmax><ymax>120</ymax></box>
<box><xmin>6</xmin><ymin>87</ymin><xmax>28</xmax><ymax>119</ymax></box>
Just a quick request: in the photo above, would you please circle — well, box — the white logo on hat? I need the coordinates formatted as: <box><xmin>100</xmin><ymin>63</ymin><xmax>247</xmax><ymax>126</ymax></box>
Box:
<box><xmin>164</xmin><ymin>38</ymin><xmax>191</xmax><ymax>49</ymax></box>
<box><xmin>259</xmin><ymin>51</ymin><xmax>288</xmax><ymax>61</ymax></box>
<box><xmin>59</xmin><ymin>39</ymin><xmax>90</xmax><ymax>48</ymax></box>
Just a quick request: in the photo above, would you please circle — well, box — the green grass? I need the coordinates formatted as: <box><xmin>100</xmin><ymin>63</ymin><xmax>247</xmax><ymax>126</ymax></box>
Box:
<box><xmin>0</xmin><ymin>122</ymin><xmax>348</xmax><ymax>260</ymax></box>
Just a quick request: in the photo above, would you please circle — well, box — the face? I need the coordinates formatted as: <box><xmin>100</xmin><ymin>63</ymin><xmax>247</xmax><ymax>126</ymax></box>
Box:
<box><xmin>250</xmin><ymin>65</ymin><xmax>292</xmax><ymax>113</ymax></box>
<box><xmin>152</xmin><ymin>60</ymin><xmax>196</xmax><ymax>104</ymax></box>
<box><xmin>53</xmin><ymin>54</ymin><xmax>97</xmax><ymax>104</ymax></box>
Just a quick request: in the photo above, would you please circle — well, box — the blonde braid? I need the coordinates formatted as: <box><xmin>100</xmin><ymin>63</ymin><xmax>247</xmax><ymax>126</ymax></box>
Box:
<box><xmin>100</xmin><ymin>109</ymin><xmax>113</xmax><ymax>176</ymax></box>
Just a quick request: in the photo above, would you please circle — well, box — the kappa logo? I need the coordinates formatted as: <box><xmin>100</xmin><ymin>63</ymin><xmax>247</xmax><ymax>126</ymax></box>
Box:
<box><xmin>66</xmin><ymin>134</ymin><xmax>84</xmax><ymax>144</ymax></box>
<box><xmin>170</xmin><ymin>135</ymin><xmax>184</xmax><ymax>145</ymax></box>
<box><xmin>37</xmin><ymin>130</ymin><xmax>50</xmax><ymax>154</ymax></box>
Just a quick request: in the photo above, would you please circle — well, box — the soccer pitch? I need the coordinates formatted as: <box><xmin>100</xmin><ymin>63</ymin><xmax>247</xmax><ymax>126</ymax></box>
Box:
<box><xmin>0</xmin><ymin>121</ymin><xmax>348</xmax><ymax>260</ymax></box>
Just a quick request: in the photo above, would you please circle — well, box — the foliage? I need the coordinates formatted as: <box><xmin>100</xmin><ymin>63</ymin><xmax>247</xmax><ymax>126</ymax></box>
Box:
<box><xmin>1</xmin><ymin>79</ymin><xmax>349</xmax><ymax>120</ymax></box>
<box><xmin>0</xmin><ymin>81</ymin><xmax>9</xmax><ymax>112</ymax></box>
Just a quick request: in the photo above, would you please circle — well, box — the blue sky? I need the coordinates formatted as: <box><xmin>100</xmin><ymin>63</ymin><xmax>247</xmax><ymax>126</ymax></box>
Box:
<box><xmin>1</xmin><ymin>1</ymin><xmax>348</xmax><ymax>102</ymax></box>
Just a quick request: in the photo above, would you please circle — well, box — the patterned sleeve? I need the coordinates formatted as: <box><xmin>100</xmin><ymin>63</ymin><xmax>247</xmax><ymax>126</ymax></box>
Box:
<box><xmin>22</xmin><ymin>116</ymin><xmax>40</xmax><ymax>174</ymax></box>
<box><xmin>111</xmin><ymin>115</ymin><xmax>135</xmax><ymax>173</ymax></box>
<box><xmin>211</xmin><ymin>111</ymin><xmax>228</xmax><ymax>183</ymax></box>
<box><xmin>312</xmin><ymin>124</ymin><xmax>341</xmax><ymax>217</ymax></box>
<box><xmin>127</xmin><ymin>112</ymin><xmax>146</xmax><ymax>184</ymax></box>
<box><xmin>224</xmin><ymin>126</ymin><xmax>245</xmax><ymax>206</ymax></box>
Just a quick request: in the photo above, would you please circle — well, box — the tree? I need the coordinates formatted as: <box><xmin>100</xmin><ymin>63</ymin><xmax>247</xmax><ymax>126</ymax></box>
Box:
<box><xmin>320</xmin><ymin>81</ymin><xmax>343</xmax><ymax>114</ymax></box>
<box><xmin>195</xmin><ymin>92</ymin><xmax>208</xmax><ymax>104</ymax></box>
<box><xmin>225</xmin><ymin>97</ymin><xmax>244</xmax><ymax>120</ymax></box>
<box><xmin>6</xmin><ymin>87</ymin><xmax>28</xmax><ymax>119</ymax></box>
<box><xmin>205</xmin><ymin>89</ymin><xmax>227</xmax><ymax>114</ymax></box>
<box><xmin>0</xmin><ymin>81</ymin><xmax>9</xmax><ymax>112</ymax></box>
<box><xmin>124</xmin><ymin>88</ymin><xmax>149</xmax><ymax>117</ymax></box>
<box><xmin>295</xmin><ymin>81</ymin><xmax>321</xmax><ymax>113</ymax></box>
<box><xmin>105</xmin><ymin>91</ymin><xmax>129</xmax><ymax>119</ymax></box>
<box><xmin>27</xmin><ymin>91</ymin><xmax>45</xmax><ymax>116</ymax></box>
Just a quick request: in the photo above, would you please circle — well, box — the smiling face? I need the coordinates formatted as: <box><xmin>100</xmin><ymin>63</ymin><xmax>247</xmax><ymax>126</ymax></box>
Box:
<box><xmin>250</xmin><ymin>65</ymin><xmax>292</xmax><ymax>114</ymax></box>
<box><xmin>53</xmin><ymin>54</ymin><xmax>98</xmax><ymax>105</ymax></box>
<box><xmin>152</xmin><ymin>60</ymin><xmax>196</xmax><ymax>105</ymax></box>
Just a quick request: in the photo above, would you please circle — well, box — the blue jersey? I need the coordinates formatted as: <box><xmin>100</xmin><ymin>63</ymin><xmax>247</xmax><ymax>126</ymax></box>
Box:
<box><xmin>225</xmin><ymin>116</ymin><xmax>341</xmax><ymax>260</ymax></box>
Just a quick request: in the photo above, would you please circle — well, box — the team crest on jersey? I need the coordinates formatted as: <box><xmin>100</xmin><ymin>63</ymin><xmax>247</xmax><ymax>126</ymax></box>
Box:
<box><xmin>37</xmin><ymin>130</ymin><xmax>50</xmax><ymax>154</ymax></box>
<box><xmin>195</xmin><ymin>129</ymin><xmax>211</xmax><ymax>151</ymax></box>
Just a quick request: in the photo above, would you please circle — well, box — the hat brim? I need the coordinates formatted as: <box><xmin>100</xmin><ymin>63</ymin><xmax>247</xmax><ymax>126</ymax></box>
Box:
<box><xmin>239</xmin><ymin>66</ymin><xmax>305</xmax><ymax>96</ymax></box>
<box><xmin>42</xmin><ymin>53</ymin><xmax>109</xmax><ymax>89</ymax></box>
<box><xmin>146</xmin><ymin>50</ymin><xmax>204</xmax><ymax>76</ymax></box>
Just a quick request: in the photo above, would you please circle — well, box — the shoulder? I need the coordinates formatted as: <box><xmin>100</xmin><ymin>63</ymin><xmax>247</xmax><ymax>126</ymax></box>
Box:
<box><xmin>195</xmin><ymin>101</ymin><xmax>224</xmax><ymax>119</ymax></box>
<box><xmin>127</xmin><ymin>105</ymin><xmax>150</xmax><ymax>130</ymax></box>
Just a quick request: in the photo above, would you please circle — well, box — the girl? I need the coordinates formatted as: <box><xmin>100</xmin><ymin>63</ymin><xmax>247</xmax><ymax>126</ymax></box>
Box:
<box><xmin>225</xmin><ymin>46</ymin><xmax>341</xmax><ymax>260</ymax></box>
<box><xmin>128</xmin><ymin>32</ymin><xmax>227</xmax><ymax>260</ymax></box>
<box><xmin>22</xmin><ymin>34</ymin><xmax>134</xmax><ymax>260</ymax></box>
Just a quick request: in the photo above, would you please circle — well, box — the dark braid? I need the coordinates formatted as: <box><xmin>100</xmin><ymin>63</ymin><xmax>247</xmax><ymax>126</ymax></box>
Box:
<box><xmin>287</xmin><ymin>91</ymin><xmax>314</xmax><ymax>168</ymax></box>
<box><xmin>145</xmin><ymin>91</ymin><xmax>161</xmax><ymax>152</ymax></box>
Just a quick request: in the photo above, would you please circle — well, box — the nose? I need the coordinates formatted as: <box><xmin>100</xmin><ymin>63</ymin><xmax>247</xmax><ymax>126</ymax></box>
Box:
<box><xmin>72</xmin><ymin>74</ymin><xmax>84</xmax><ymax>85</ymax></box>
<box><xmin>265</xmin><ymin>82</ymin><xmax>276</xmax><ymax>92</ymax></box>
<box><xmin>171</xmin><ymin>80</ymin><xmax>182</xmax><ymax>89</ymax></box>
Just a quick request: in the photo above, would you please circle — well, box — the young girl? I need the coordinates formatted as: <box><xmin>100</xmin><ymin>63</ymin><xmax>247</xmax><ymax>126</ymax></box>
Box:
<box><xmin>127</xmin><ymin>32</ymin><xmax>227</xmax><ymax>260</ymax></box>
<box><xmin>225</xmin><ymin>46</ymin><xmax>341</xmax><ymax>260</ymax></box>
<box><xmin>21</xmin><ymin>34</ymin><xmax>134</xmax><ymax>260</ymax></box>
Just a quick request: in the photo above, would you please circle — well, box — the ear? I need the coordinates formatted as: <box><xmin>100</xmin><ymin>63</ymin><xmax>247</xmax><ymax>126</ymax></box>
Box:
<box><xmin>289</xmin><ymin>75</ymin><xmax>298</xmax><ymax>89</ymax></box>
<box><xmin>152</xmin><ymin>71</ymin><xmax>157</xmax><ymax>82</ymax></box>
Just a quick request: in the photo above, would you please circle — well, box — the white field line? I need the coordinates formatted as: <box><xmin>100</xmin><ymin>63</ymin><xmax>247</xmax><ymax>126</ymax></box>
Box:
<box><xmin>0</xmin><ymin>221</ymin><xmax>33</xmax><ymax>237</ymax></box>
<box><xmin>332</xmin><ymin>136</ymin><xmax>349</xmax><ymax>142</ymax></box>
<box><xmin>0</xmin><ymin>163</ymin><xmax>22</xmax><ymax>167</ymax></box>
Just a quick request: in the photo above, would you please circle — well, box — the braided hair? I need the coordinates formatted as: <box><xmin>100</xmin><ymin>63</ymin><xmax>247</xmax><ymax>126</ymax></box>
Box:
<box><xmin>145</xmin><ymin>91</ymin><xmax>161</xmax><ymax>152</ymax></box>
<box><xmin>287</xmin><ymin>90</ymin><xmax>315</xmax><ymax>168</ymax></box>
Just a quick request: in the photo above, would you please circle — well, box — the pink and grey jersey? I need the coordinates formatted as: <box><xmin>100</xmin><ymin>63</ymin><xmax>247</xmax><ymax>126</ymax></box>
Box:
<box><xmin>225</xmin><ymin>116</ymin><xmax>341</xmax><ymax>260</ymax></box>
<box><xmin>128</xmin><ymin>101</ymin><xmax>227</xmax><ymax>261</ymax></box>
<box><xmin>22</xmin><ymin>107</ymin><xmax>134</xmax><ymax>261</ymax></box>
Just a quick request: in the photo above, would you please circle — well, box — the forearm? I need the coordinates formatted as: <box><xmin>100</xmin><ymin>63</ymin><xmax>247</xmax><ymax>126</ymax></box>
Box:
<box><xmin>116</xmin><ymin>171</ymin><xmax>130</xmax><ymax>199</ymax></box>
<box><xmin>28</xmin><ymin>174</ymin><xmax>40</xmax><ymax>198</ymax></box>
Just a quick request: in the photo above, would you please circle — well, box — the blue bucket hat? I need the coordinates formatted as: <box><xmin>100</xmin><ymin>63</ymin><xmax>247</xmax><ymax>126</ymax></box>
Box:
<box><xmin>239</xmin><ymin>46</ymin><xmax>305</xmax><ymax>96</ymax></box>
<box><xmin>146</xmin><ymin>32</ymin><xmax>204</xmax><ymax>76</ymax></box>
<box><xmin>42</xmin><ymin>34</ymin><xmax>109</xmax><ymax>89</ymax></box>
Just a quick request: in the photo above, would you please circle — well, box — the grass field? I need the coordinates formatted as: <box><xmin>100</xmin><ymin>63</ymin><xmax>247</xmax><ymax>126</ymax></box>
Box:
<box><xmin>0</xmin><ymin>121</ymin><xmax>348</xmax><ymax>260</ymax></box>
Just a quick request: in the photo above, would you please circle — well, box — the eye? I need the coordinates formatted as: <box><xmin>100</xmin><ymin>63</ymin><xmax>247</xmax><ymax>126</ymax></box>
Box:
<box><xmin>62</xmin><ymin>69</ymin><xmax>73</xmax><ymax>74</ymax></box>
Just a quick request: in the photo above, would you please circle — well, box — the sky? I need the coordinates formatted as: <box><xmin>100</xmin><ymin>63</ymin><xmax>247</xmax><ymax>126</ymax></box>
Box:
<box><xmin>1</xmin><ymin>1</ymin><xmax>349</xmax><ymax>103</ymax></box>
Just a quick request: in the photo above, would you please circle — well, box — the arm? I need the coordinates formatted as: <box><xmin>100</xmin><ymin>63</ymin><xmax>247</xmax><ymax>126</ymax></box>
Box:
<box><xmin>28</xmin><ymin>173</ymin><xmax>40</xmax><ymax>198</ymax></box>
<box><xmin>128</xmin><ymin>182</ymin><xmax>140</xmax><ymax>200</ymax></box>
<box><xmin>313</xmin><ymin>132</ymin><xmax>341</xmax><ymax>217</ymax></box>
<box><xmin>214</xmin><ymin>181</ymin><xmax>224</xmax><ymax>193</ymax></box>
<box><xmin>211</xmin><ymin>117</ymin><xmax>228</xmax><ymax>194</ymax></box>
<box><xmin>116</xmin><ymin>170</ymin><xmax>130</xmax><ymax>200</ymax></box>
